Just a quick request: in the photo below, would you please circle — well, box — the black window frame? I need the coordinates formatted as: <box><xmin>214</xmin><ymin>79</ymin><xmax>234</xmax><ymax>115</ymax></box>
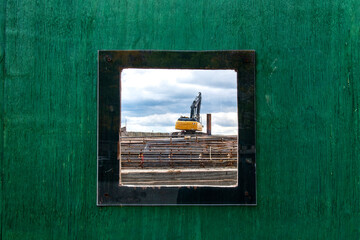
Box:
<box><xmin>97</xmin><ymin>50</ymin><xmax>256</xmax><ymax>206</ymax></box>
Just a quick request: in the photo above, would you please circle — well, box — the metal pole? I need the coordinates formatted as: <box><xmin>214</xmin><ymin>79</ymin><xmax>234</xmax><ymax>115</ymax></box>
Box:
<box><xmin>207</xmin><ymin>114</ymin><xmax>211</xmax><ymax>135</ymax></box>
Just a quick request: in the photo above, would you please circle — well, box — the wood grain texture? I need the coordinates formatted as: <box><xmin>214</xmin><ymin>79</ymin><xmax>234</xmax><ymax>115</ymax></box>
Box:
<box><xmin>1</xmin><ymin>0</ymin><xmax>360</xmax><ymax>239</ymax></box>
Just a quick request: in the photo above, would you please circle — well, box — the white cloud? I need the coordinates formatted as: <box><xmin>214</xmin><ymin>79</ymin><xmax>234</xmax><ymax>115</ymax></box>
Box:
<box><xmin>120</xmin><ymin>69</ymin><xmax>238</xmax><ymax>135</ymax></box>
<box><xmin>121</xmin><ymin>68</ymin><xmax>237</xmax><ymax>105</ymax></box>
<box><xmin>123</xmin><ymin>112</ymin><xmax>237</xmax><ymax>135</ymax></box>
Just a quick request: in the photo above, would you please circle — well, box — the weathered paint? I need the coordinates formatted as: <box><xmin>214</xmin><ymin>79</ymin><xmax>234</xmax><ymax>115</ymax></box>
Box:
<box><xmin>1</xmin><ymin>0</ymin><xmax>359</xmax><ymax>239</ymax></box>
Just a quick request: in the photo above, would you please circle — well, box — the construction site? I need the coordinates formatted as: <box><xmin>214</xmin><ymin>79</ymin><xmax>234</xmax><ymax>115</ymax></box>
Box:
<box><xmin>117</xmin><ymin>91</ymin><xmax>240</xmax><ymax>187</ymax></box>
<box><xmin>119</xmin><ymin>133</ymin><xmax>238</xmax><ymax>187</ymax></box>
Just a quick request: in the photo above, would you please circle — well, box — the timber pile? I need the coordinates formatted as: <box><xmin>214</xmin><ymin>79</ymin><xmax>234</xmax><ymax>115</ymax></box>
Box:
<box><xmin>120</xmin><ymin>135</ymin><xmax>237</xmax><ymax>169</ymax></box>
<box><xmin>119</xmin><ymin>134</ymin><xmax>238</xmax><ymax>186</ymax></box>
<box><xmin>121</xmin><ymin>168</ymin><xmax>237</xmax><ymax>186</ymax></box>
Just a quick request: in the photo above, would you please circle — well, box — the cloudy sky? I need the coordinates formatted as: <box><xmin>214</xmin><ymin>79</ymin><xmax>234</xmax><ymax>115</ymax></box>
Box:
<box><xmin>121</xmin><ymin>69</ymin><xmax>237</xmax><ymax>135</ymax></box>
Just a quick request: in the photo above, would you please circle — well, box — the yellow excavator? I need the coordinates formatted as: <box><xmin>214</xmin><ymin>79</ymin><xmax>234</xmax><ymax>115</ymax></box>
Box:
<box><xmin>175</xmin><ymin>92</ymin><xmax>203</xmax><ymax>133</ymax></box>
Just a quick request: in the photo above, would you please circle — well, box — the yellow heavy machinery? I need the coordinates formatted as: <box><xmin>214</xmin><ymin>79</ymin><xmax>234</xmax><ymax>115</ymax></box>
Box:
<box><xmin>175</xmin><ymin>92</ymin><xmax>203</xmax><ymax>133</ymax></box>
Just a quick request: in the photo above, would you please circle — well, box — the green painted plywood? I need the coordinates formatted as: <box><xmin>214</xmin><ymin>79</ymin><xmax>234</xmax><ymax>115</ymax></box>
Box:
<box><xmin>1</xmin><ymin>0</ymin><xmax>360</xmax><ymax>239</ymax></box>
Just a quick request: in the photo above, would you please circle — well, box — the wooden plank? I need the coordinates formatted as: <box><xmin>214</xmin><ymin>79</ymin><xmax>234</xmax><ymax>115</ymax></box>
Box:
<box><xmin>3</xmin><ymin>0</ymin><xmax>360</xmax><ymax>238</ymax></box>
<box><xmin>119</xmin><ymin>135</ymin><xmax>239</xmax><ymax>185</ymax></box>
<box><xmin>121</xmin><ymin>169</ymin><xmax>237</xmax><ymax>186</ymax></box>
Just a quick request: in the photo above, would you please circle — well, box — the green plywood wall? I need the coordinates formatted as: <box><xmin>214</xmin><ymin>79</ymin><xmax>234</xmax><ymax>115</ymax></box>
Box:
<box><xmin>1</xmin><ymin>0</ymin><xmax>359</xmax><ymax>239</ymax></box>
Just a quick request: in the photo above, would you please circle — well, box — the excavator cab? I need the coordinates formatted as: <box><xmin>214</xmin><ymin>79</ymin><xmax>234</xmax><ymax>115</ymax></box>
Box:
<box><xmin>175</xmin><ymin>92</ymin><xmax>203</xmax><ymax>133</ymax></box>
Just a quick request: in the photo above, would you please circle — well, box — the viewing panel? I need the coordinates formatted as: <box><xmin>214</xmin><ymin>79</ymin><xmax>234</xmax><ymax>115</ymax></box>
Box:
<box><xmin>98</xmin><ymin>50</ymin><xmax>256</xmax><ymax>205</ymax></box>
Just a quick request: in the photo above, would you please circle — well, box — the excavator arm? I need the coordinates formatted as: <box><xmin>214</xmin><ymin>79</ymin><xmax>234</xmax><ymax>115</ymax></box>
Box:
<box><xmin>190</xmin><ymin>92</ymin><xmax>201</xmax><ymax>122</ymax></box>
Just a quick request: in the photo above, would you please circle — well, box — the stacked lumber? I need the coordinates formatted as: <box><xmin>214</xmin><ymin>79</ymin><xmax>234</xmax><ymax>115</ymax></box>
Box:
<box><xmin>120</xmin><ymin>135</ymin><xmax>238</xmax><ymax>169</ymax></box>
<box><xmin>121</xmin><ymin>168</ymin><xmax>237</xmax><ymax>186</ymax></box>
<box><xmin>119</xmin><ymin>134</ymin><xmax>238</xmax><ymax>186</ymax></box>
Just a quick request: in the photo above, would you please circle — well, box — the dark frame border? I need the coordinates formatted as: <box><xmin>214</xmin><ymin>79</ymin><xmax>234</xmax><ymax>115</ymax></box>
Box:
<box><xmin>97</xmin><ymin>50</ymin><xmax>256</xmax><ymax>206</ymax></box>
